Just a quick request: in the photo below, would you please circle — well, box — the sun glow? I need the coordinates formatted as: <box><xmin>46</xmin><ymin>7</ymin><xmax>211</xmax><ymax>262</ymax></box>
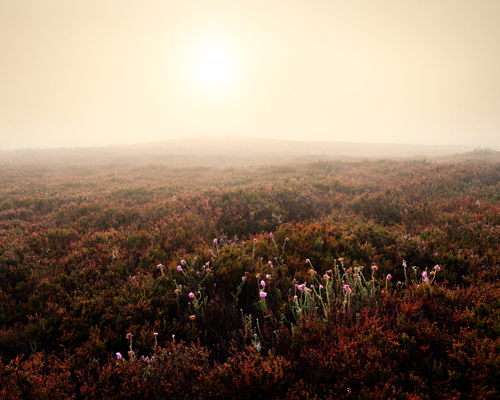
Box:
<box><xmin>193</xmin><ymin>43</ymin><xmax>236</xmax><ymax>90</ymax></box>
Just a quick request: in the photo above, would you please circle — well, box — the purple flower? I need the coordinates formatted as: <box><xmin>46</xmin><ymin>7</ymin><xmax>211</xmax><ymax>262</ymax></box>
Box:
<box><xmin>177</xmin><ymin>265</ymin><xmax>182</xmax><ymax>272</ymax></box>
<box><xmin>157</xmin><ymin>264</ymin><xmax>163</xmax><ymax>269</ymax></box>
<box><xmin>260</xmin><ymin>292</ymin><xmax>267</xmax><ymax>298</ymax></box>
<box><xmin>434</xmin><ymin>265</ymin><xmax>441</xmax><ymax>272</ymax></box>
<box><xmin>116</xmin><ymin>352</ymin><xmax>122</xmax><ymax>360</ymax></box>
<box><xmin>181</xmin><ymin>260</ymin><xmax>185</xmax><ymax>266</ymax></box>
<box><xmin>153</xmin><ymin>332</ymin><xmax>158</xmax><ymax>336</ymax></box>
<box><xmin>387</xmin><ymin>274</ymin><xmax>392</xmax><ymax>281</ymax></box>
<box><xmin>422</xmin><ymin>271</ymin><xmax>427</xmax><ymax>279</ymax></box>
<box><xmin>260</xmin><ymin>280</ymin><xmax>266</xmax><ymax>287</ymax></box>
<box><xmin>266</xmin><ymin>274</ymin><xmax>271</xmax><ymax>280</ymax></box>
<box><xmin>344</xmin><ymin>284</ymin><xmax>351</xmax><ymax>293</ymax></box>
<box><xmin>189</xmin><ymin>292</ymin><xmax>195</xmax><ymax>299</ymax></box>
<box><xmin>269</xmin><ymin>233</ymin><xmax>273</xmax><ymax>238</ymax></box>
<box><xmin>213</xmin><ymin>239</ymin><xmax>217</xmax><ymax>244</ymax></box>
<box><xmin>297</xmin><ymin>284</ymin><xmax>304</xmax><ymax>291</ymax></box>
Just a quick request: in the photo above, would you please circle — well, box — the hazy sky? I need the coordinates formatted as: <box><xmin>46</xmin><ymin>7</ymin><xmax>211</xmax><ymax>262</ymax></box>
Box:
<box><xmin>1</xmin><ymin>0</ymin><xmax>500</xmax><ymax>150</ymax></box>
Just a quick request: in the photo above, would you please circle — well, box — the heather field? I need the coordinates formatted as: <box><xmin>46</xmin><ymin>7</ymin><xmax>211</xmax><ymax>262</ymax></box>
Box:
<box><xmin>1</xmin><ymin>159</ymin><xmax>500</xmax><ymax>399</ymax></box>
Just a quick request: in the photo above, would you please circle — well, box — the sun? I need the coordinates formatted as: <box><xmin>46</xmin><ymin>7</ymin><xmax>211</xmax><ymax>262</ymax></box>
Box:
<box><xmin>193</xmin><ymin>43</ymin><xmax>235</xmax><ymax>89</ymax></box>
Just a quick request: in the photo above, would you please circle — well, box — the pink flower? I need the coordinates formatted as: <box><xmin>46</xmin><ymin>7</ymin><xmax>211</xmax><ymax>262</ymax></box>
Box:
<box><xmin>344</xmin><ymin>285</ymin><xmax>351</xmax><ymax>293</ymax></box>
<box><xmin>213</xmin><ymin>239</ymin><xmax>217</xmax><ymax>244</ymax></box>
<box><xmin>422</xmin><ymin>271</ymin><xmax>427</xmax><ymax>279</ymax></box>
<box><xmin>260</xmin><ymin>292</ymin><xmax>267</xmax><ymax>298</ymax></box>
<box><xmin>177</xmin><ymin>265</ymin><xmax>182</xmax><ymax>272</ymax></box>
<box><xmin>387</xmin><ymin>274</ymin><xmax>392</xmax><ymax>281</ymax></box>
<box><xmin>260</xmin><ymin>280</ymin><xmax>266</xmax><ymax>287</ymax></box>
<box><xmin>266</xmin><ymin>274</ymin><xmax>271</xmax><ymax>279</ymax></box>
<box><xmin>305</xmin><ymin>259</ymin><xmax>310</xmax><ymax>263</ymax></box>
<box><xmin>116</xmin><ymin>352</ymin><xmax>122</xmax><ymax>360</ymax></box>
<box><xmin>434</xmin><ymin>265</ymin><xmax>441</xmax><ymax>272</ymax></box>
<box><xmin>189</xmin><ymin>292</ymin><xmax>195</xmax><ymax>299</ymax></box>
<box><xmin>269</xmin><ymin>233</ymin><xmax>273</xmax><ymax>238</ymax></box>
<box><xmin>242</xmin><ymin>276</ymin><xmax>247</xmax><ymax>282</ymax></box>
<box><xmin>181</xmin><ymin>260</ymin><xmax>185</xmax><ymax>266</ymax></box>
<box><xmin>157</xmin><ymin>264</ymin><xmax>163</xmax><ymax>269</ymax></box>
<box><xmin>253</xmin><ymin>238</ymin><xmax>257</xmax><ymax>243</ymax></box>
<box><xmin>297</xmin><ymin>284</ymin><xmax>304</xmax><ymax>291</ymax></box>
<box><xmin>153</xmin><ymin>332</ymin><xmax>158</xmax><ymax>336</ymax></box>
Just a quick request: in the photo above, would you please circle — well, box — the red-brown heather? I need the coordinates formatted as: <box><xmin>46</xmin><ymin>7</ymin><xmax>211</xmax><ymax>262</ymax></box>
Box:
<box><xmin>1</xmin><ymin>158</ymin><xmax>500</xmax><ymax>399</ymax></box>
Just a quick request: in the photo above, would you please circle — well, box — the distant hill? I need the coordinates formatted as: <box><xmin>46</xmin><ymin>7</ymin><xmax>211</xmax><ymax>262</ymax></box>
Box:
<box><xmin>433</xmin><ymin>147</ymin><xmax>500</xmax><ymax>162</ymax></box>
<box><xmin>0</xmin><ymin>137</ymin><xmax>479</xmax><ymax>166</ymax></box>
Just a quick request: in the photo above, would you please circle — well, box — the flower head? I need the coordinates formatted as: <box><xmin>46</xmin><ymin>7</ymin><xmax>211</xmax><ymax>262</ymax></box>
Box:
<box><xmin>157</xmin><ymin>264</ymin><xmax>163</xmax><ymax>269</ymax></box>
<box><xmin>387</xmin><ymin>274</ymin><xmax>392</xmax><ymax>281</ymax></box>
<box><xmin>189</xmin><ymin>315</ymin><xmax>196</xmax><ymax>320</ymax></box>
<box><xmin>188</xmin><ymin>292</ymin><xmax>195</xmax><ymax>299</ymax></box>
<box><xmin>266</xmin><ymin>274</ymin><xmax>271</xmax><ymax>279</ymax></box>
<box><xmin>213</xmin><ymin>238</ymin><xmax>217</xmax><ymax>244</ymax></box>
<box><xmin>116</xmin><ymin>352</ymin><xmax>122</xmax><ymax>360</ymax></box>
<box><xmin>153</xmin><ymin>332</ymin><xmax>158</xmax><ymax>336</ymax></box>
<box><xmin>177</xmin><ymin>265</ymin><xmax>182</xmax><ymax>272</ymax></box>
<box><xmin>181</xmin><ymin>260</ymin><xmax>185</xmax><ymax>266</ymax></box>
<box><xmin>434</xmin><ymin>265</ymin><xmax>441</xmax><ymax>272</ymax></box>
<box><xmin>344</xmin><ymin>284</ymin><xmax>351</xmax><ymax>293</ymax></box>
<box><xmin>260</xmin><ymin>292</ymin><xmax>267</xmax><ymax>298</ymax></box>
<box><xmin>241</xmin><ymin>276</ymin><xmax>247</xmax><ymax>282</ymax></box>
<box><xmin>126</xmin><ymin>333</ymin><xmax>133</xmax><ymax>340</ymax></box>
<box><xmin>260</xmin><ymin>280</ymin><xmax>266</xmax><ymax>287</ymax></box>
<box><xmin>297</xmin><ymin>284</ymin><xmax>304</xmax><ymax>291</ymax></box>
<box><xmin>371</xmin><ymin>265</ymin><xmax>378</xmax><ymax>272</ymax></box>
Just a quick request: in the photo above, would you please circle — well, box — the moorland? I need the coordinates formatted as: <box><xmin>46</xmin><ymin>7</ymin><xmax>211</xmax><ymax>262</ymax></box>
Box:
<box><xmin>1</xmin><ymin>144</ymin><xmax>500</xmax><ymax>399</ymax></box>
